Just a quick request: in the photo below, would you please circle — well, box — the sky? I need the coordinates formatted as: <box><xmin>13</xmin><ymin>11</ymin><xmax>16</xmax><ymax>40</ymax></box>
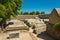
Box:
<box><xmin>19</xmin><ymin>0</ymin><xmax>60</xmax><ymax>14</ymax></box>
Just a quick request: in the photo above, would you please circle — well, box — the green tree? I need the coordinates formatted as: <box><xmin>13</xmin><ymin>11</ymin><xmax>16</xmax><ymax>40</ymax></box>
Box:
<box><xmin>0</xmin><ymin>0</ymin><xmax>22</xmax><ymax>29</ymax></box>
<box><xmin>41</xmin><ymin>11</ymin><xmax>45</xmax><ymax>14</ymax></box>
<box><xmin>30</xmin><ymin>11</ymin><xmax>36</xmax><ymax>15</ymax></box>
<box><xmin>23</xmin><ymin>12</ymin><xmax>29</xmax><ymax>15</ymax></box>
<box><xmin>36</xmin><ymin>11</ymin><xmax>40</xmax><ymax>15</ymax></box>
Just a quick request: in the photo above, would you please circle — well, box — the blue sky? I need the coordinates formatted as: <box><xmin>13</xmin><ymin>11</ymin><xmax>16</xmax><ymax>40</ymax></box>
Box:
<box><xmin>20</xmin><ymin>0</ymin><xmax>60</xmax><ymax>14</ymax></box>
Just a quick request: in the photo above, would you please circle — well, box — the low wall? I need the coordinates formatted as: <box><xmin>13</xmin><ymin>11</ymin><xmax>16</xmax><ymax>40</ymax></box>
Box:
<box><xmin>11</xmin><ymin>15</ymin><xmax>38</xmax><ymax>20</ymax></box>
<box><xmin>46</xmin><ymin>23</ymin><xmax>60</xmax><ymax>40</ymax></box>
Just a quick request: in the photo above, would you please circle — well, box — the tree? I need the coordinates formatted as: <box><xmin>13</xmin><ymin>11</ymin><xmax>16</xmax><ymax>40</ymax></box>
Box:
<box><xmin>0</xmin><ymin>0</ymin><xmax>22</xmax><ymax>29</ymax></box>
<box><xmin>23</xmin><ymin>12</ymin><xmax>29</xmax><ymax>15</ymax></box>
<box><xmin>36</xmin><ymin>11</ymin><xmax>40</xmax><ymax>15</ymax></box>
<box><xmin>41</xmin><ymin>11</ymin><xmax>45</xmax><ymax>14</ymax></box>
<box><xmin>30</xmin><ymin>11</ymin><xmax>36</xmax><ymax>15</ymax></box>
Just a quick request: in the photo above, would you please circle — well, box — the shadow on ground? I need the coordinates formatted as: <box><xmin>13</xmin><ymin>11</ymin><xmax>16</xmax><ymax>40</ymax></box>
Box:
<box><xmin>37</xmin><ymin>31</ymin><xmax>55</xmax><ymax>40</ymax></box>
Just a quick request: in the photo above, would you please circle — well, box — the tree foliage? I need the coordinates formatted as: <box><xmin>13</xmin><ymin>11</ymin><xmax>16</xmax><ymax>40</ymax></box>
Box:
<box><xmin>20</xmin><ymin>11</ymin><xmax>45</xmax><ymax>15</ymax></box>
<box><xmin>36</xmin><ymin>11</ymin><xmax>40</xmax><ymax>15</ymax></box>
<box><xmin>41</xmin><ymin>12</ymin><xmax>45</xmax><ymax>14</ymax></box>
<box><xmin>29</xmin><ymin>11</ymin><xmax>36</xmax><ymax>15</ymax></box>
<box><xmin>0</xmin><ymin>0</ymin><xmax>22</xmax><ymax>28</ymax></box>
<box><xmin>23</xmin><ymin>12</ymin><xmax>29</xmax><ymax>15</ymax></box>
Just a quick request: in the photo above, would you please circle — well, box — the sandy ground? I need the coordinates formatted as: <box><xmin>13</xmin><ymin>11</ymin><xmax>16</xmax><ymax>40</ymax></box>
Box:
<box><xmin>0</xmin><ymin>30</ymin><xmax>37</xmax><ymax>40</ymax></box>
<box><xmin>0</xmin><ymin>28</ymin><xmax>55</xmax><ymax>40</ymax></box>
<box><xmin>0</xmin><ymin>19</ymin><xmax>55</xmax><ymax>40</ymax></box>
<box><xmin>29</xmin><ymin>28</ymin><xmax>55</xmax><ymax>40</ymax></box>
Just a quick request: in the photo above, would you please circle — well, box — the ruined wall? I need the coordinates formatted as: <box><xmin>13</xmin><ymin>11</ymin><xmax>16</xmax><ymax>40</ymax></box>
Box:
<box><xmin>38</xmin><ymin>14</ymin><xmax>50</xmax><ymax>19</ymax></box>
<box><xmin>11</xmin><ymin>15</ymin><xmax>38</xmax><ymax>20</ymax></box>
<box><xmin>46</xmin><ymin>23</ymin><xmax>60</xmax><ymax>40</ymax></box>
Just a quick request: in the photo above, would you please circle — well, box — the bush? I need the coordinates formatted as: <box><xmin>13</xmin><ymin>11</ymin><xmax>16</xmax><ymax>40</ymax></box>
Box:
<box><xmin>54</xmin><ymin>22</ymin><xmax>60</xmax><ymax>31</ymax></box>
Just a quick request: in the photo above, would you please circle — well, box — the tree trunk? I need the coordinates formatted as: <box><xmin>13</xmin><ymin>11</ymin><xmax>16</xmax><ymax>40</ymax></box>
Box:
<box><xmin>3</xmin><ymin>20</ymin><xmax>6</xmax><ymax>28</ymax></box>
<box><xmin>0</xmin><ymin>19</ymin><xmax>6</xmax><ymax>31</ymax></box>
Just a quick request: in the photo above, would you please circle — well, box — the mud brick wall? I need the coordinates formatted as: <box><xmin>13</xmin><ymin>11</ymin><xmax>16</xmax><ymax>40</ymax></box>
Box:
<box><xmin>46</xmin><ymin>23</ymin><xmax>60</xmax><ymax>40</ymax></box>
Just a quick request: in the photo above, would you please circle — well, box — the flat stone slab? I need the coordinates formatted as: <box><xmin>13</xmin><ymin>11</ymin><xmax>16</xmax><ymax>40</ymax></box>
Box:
<box><xmin>6</xmin><ymin>19</ymin><xmax>28</xmax><ymax>30</ymax></box>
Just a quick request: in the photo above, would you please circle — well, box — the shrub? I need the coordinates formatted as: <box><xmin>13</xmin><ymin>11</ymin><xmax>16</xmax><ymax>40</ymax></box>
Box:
<box><xmin>54</xmin><ymin>22</ymin><xmax>60</xmax><ymax>31</ymax></box>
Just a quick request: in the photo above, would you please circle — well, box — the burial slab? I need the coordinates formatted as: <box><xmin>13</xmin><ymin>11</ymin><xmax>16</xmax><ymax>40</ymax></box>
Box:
<box><xmin>6</xmin><ymin>19</ymin><xmax>29</xmax><ymax>31</ymax></box>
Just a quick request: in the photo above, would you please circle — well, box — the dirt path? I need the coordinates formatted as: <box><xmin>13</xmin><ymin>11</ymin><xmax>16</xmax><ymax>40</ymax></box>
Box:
<box><xmin>29</xmin><ymin>28</ymin><xmax>55</xmax><ymax>40</ymax></box>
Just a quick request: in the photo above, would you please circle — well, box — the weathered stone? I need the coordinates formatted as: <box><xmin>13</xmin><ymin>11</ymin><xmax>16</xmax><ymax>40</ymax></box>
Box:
<box><xmin>6</xmin><ymin>19</ymin><xmax>29</xmax><ymax>31</ymax></box>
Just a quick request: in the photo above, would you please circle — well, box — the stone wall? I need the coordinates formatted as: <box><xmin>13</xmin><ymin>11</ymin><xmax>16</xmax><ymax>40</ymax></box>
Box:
<box><xmin>46</xmin><ymin>23</ymin><xmax>60</xmax><ymax>40</ymax></box>
<box><xmin>11</xmin><ymin>15</ymin><xmax>38</xmax><ymax>20</ymax></box>
<box><xmin>38</xmin><ymin>14</ymin><xmax>50</xmax><ymax>19</ymax></box>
